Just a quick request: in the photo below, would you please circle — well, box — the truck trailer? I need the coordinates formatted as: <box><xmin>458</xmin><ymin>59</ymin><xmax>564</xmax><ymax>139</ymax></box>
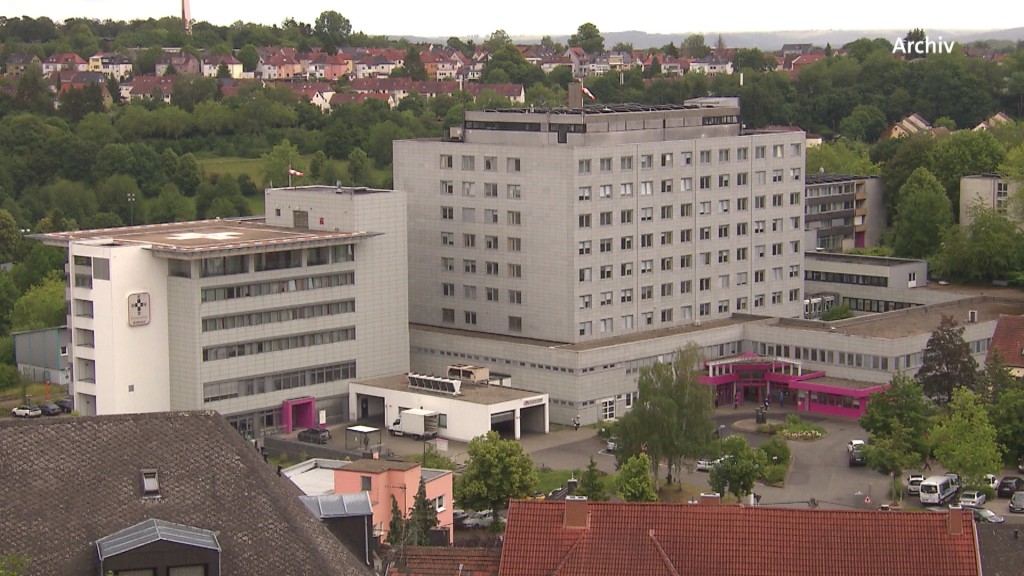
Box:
<box><xmin>388</xmin><ymin>408</ymin><xmax>440</xmax><ymax>440</ymax></box>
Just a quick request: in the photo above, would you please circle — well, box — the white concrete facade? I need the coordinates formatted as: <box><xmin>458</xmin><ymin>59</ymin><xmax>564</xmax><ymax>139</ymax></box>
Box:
<box><xmin>44</xmin><ymin>186</ymin><xmax>409</xmax><ymax>436</ymax></box>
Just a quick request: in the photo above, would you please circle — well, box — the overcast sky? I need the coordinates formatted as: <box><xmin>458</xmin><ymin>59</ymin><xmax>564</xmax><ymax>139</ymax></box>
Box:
<box><xmin>4</xmin><ymin>1</ymin><xmax>1020</xmax><ymax>38</ymax></box>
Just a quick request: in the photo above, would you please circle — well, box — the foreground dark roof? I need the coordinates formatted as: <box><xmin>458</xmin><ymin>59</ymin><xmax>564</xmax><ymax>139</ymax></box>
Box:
<box><xmin>976</xmin><ymin>523</ymin><xmax>1024</xmax><ymax>576</ymax></box>
<box><xmin>388</xmin><ymin>547</ymin><xmax>501</xmax><ymax>576</ymax></box>
<box><xmin>499</xmin><ymin>500</ymin><xmax>981</xmax><ymax>576</ymax></box>
<box><xmin>0</xmin><ymin>411</ymin><xmax>370</xmax><ymax>576</ymax></box>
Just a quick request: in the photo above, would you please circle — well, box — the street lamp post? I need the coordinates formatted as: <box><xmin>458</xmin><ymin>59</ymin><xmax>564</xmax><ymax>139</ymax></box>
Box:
<box><xmin>127</xmin><ymin>192</ymin><xmax>136</xmax><ymax>226</ymax></box>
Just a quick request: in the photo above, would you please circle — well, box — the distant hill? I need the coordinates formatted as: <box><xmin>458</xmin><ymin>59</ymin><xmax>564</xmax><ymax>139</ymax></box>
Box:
<box><xmin>402</xmin><ymin>28</ymin><xmax>1024</xmax><ymax>51</ymax></box>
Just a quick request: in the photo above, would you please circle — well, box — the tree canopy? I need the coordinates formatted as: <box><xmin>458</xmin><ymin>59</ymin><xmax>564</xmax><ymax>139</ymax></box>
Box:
<box><xmin>931</xmin><ymin>388</ymin><xmax>1002</xmax><ymax>490</ymax></box>
<box><xmin>568</xmin><ymin>23</ymin><xmax>604</xmax><ymax>55</ymax></box>
<box><xmin>616</xmin><ymin>453</ymin><xmax>657</xmax><ymax>502</ymax></box>
<box><xmin>916</xmin><ymin>314</ymin><xmax>979</xmax><ymax>405</ymax></box>
<box><xmin>892</xmin><ymin>167</ymin><xmax>951</xmax><ymax>258</ymax></box>
<box><xmin>454</xmin><ymin>431</ymin><xmax>537</xmax><ymax>519</ymax></box>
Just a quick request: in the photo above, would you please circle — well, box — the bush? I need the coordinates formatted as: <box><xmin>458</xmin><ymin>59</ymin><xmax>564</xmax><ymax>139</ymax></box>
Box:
<box><xmin>761</xmin><ymin>436</ymin><xmax>791</xmax><ymax>465</ymax></box>
<box><xmin>760</xmin><ymin>464</ymin><xmax>787</xmax><ymax>485</ymax></box>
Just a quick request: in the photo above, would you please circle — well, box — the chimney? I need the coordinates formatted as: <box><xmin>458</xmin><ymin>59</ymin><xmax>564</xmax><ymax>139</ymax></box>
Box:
<box><xmin>947</xmin><ymin>508</ymin><xmax>965</xmax><ymax>535</ymax></box>
<box><xmin>563</xmin><ymin>497</ymin><xmax>589</xmax><ymax>529</ymax></box>
<box><xmin>567</xmin><ymin>82</ymin><xmax>584</xmax><ymax>109</ymax></box>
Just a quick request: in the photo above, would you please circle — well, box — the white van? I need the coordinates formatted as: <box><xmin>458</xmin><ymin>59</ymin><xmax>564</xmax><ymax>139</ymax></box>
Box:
<box><xmin>919</xmin><ymin>475</ymin><xmax>958</xmax><ymax>505</ymax></box>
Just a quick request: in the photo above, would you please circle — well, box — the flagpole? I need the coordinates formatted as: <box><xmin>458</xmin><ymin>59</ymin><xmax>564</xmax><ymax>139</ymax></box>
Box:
<box><xmin>288</xmin><ymin>162</ymin><xmax>293</xmax><ymax>188</ymax></box>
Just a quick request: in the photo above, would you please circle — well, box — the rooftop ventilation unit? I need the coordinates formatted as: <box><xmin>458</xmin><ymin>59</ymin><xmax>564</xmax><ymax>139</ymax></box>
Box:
<box><xmin>407</xmin><ymin>372</ymin><xmax>462</xmax><ymax>396</ymax></box>
<box><xmin>968</xmin><ymin>310</ymin><xmax>978</xmax><ymax>323</ymax></box>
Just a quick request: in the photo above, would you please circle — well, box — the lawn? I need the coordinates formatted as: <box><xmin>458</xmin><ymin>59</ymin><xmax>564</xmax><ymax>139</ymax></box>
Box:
<box><xmin>197</xmin><ymin>155</ymin><xmax>393</xmax><ymax>191</ymax></box>
<box><xmin>198</xmin><ymin>156</ymin><xmax>265</xmax><ymax>180</ymax></box>
<box><xmin>536</xmin><ymin>467</ymin><xmax>618</xmax><ymax>497</ymax></box>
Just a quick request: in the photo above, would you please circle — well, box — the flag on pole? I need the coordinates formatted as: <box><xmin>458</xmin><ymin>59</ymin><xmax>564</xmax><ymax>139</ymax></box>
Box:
<box><xmin>288</xmin><ymin>168</ymin><xmax>305</xmax><ymax>177</ymax></box>
<box><xmin>582</xmin><ymin>86</ymin><xmax>596</xmax><ymax>101</ymax></box>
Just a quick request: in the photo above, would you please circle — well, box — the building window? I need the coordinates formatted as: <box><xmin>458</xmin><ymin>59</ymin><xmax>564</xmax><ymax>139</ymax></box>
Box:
<box><xmin>509</xmin><ymin>316</ymin><xmax>522</xmax><ymax>332</ymax></box>
<box><xmin>442</xmin><ymin>257</ymin><xmax>454</xmax><ymax>271</ymax></box>
<box><xmin>699</xmin><ymin>150</ymin><xmax>711</xmax><ymax>164</ymax></box>
<box><xmin>440</xmin><ymin>155</ymin><xmax>453</xmax><ymax>169</ymax></box>
<box><xmin>681</xmin><ymin>151</ymin><xmax>693</xmax><ymax>165</ymax></box>
<box><xmin>441</xmin><ymin>232</ymin><xmax>454</xmax><ymax>246</ymax></box>
<box><xmin>442</xmin><ymin>308</ymin><xmax>455</xmax><ymax>322</ymax></box>
<box><xmin>600</xmin><ymin>212</ymin><xmax>613</xmax><ymax>226</ymax></box>
<box><xmin>600</xmin><ymin>238</ymin><xmax>613</xmax><ymax>253</ymax></box>
<box><xmin>773</xmin><ymin>144</ymin><xmax>784</xmax><ymax>158</ymax></box>
<box><xmin>581</xmin><ymin>294</ymin><xmax>594</xmax><ymax>310</ymax></box>
<box><xmin>621</xmin><ymin>156</ymin><xmax>633</xmax><ymax>170</ymax></box>
<box><xmin>661</xmin><ymin>179</ymin><xmax>673</xmax><ymax>193</ymax></box>
<box><xmin>440</xmin><ymin>180</ymin><xmax>454</xmax><ymax>195</ymax></box>
<box><xmin>441</xmin><ymin>206</ymin><xmax>454</xmax><ymax>220</ymax></box>
<box><xmin>600</xmin><ymin>291</ymin><xmax>613</xmax><ymax>306</ymax></box>
<box><xmin>484</xmin><ymin>183</ymin><xmax>498</xmax><ymax>197</ymax></box>
<box><xmin>442</xmin><ymin>283</ymin><xmax>455</xmax><ymax>296</ymax></box>
<box><xmin>621</xmin><ymin>262</ymin><xmax>633</xmax><ymax>276</ymax></box>
<box><xmin>620</xmin><ymin>182</ymin><xmax>634</xmax><ymax>197</ymax></box>
<box><xmin>462</xmin><ymin>182</ymin><xmax>475</xmax><ymax>196</ymax></box>
<box><xmin>361</xmin><ymin>476</ymin><xmax>373</xmax><ymax>490</ymax></box>
<box><xmin>464</xmin><ymin>234</ymin><xmax>476</xmax><ymax>248</ymax></box>
<box><xmin>507</xmin><ymin>184</ymin><xmax>521</xmax><ymax>199</ymax></box>
<box><xmin>579</xmin><ymin>159</ymin><xmax>591</xmax><ymax>174</ymax></box>
<box><xmin>600</xmin><ymin>265</ymin><xmax>613</xmax><ymax>279</ymax></box>
<box><xmin>485</xmin><ymin>235</ymin><xmax>498</xmax><ymax>250</ymax></box>
<box><xmin>507</xmin><ymin>237</ymin><xmax>522</xmax><ymax>252</ymax></box>
<box><xmin>579</xmin><ymin>214</ymin><xmax>592</xmax><ymax>228</ymax></box>
<box><xmin>737</xmin><ymin>147</ymin><xmax>748</xmax><ymax>160</ymax></box>
<box><xmin>486</xmin><ymin>261</ymin><xmax>499</xmax><ymax>275</ymax></box>
<box><xmin>681</xmin><ymin>177</ymin><xmax>693</xmax><ymax>191</ymax></box>
<box><xmin>507</xmin><ymin>158</ymin><xmax>521</xmax><ymax>172</ymax></box>
<box><xmin>579</xmin><ymin>241</ymin><xmax>592</xmax><ymax>255</ymax></box>
<box><xmin>640</xmin><ymin>181</ymin><xmax>654</xmax><ymax>195</ymax></box>
<box><xmin>640</xmin><ymin>154</ymin><xmax>653</xmax><ymax>169</ymax></box>
<box><xmin>465</xmin><ymin>311</ymin><xmax>477</xmax><ymax>324</ymax></box>
<box><xmin>507</xmin><ymin>211</ymin><xmax>521</xmax><ymax>225</ymax></box>
<box><xmin>464</xmin><ymin>259</ymin><xmax>477</xmax><ymax>273</ymax></box>
<box><xmin>579</xmin><ymin>321</ymin><xmax>592</xmax><ymax>336</ymax></box>
<box><xmin>641</xmin><ymin>285</ymin><xmax>653</xmax><ymax>300</ymax></box>
<box><xmin>600</xmin><ymin>157</ymin><xmax>613</xmax><ymax>172</ymax></box>
<box><xmin>718</xmin><ymin>174</ymin><xmax>730</xmax><ymax>187</ymax></box>
<box><xmin>699</xmin><ymin>176</ymin><xmax>711</xmax><ymax>190</ymax></box>
<box><xmin>621</xmin><ymin>288</ymin><xmax>633</xmax><ymax>303</ymax></box>
<box><xmin>578</xmin><ymin>186</ymin><xmax>592</xmax><ymax>201</ymax></box>
<box><xmin>508</xmin><ymin>290</ymin><xmax>522</xmax><ymax>304</ymax></box>
<box><xmin>464</xmin><ymin>285</ymin><xmax>477</xmax><ymax>299</ymax></box>
<box><xmin>484</xmin><ymin>156</ymin><xmax>497</xmax><ymax>171</ymax></box>
<box><xmin>579</xmin><ymin>268</ymin><xmax>592</xmax><ymax>282</ymax></box>
<box><xmin>621</xmin><ymin>209</ymin><xmax>633</xmax><ymax>224</ymax></box>
<box><xmin>508</xmin><ymin>264</ymin><xmax>522</xmax><ymax>277</ymax></box>
<box><xmin>661</xmin><ymin>152</ymin><xmax>673</xmax><ymax>167</ymax></box>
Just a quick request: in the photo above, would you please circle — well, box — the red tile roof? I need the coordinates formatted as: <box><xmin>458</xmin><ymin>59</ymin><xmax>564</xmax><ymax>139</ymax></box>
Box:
<box><xmin>499</xmin><ymin>500</ymin><xmax>980</xmax><ymax>576</ymax></box>
<box><xmin>987</xmin><ymin>315</ymin><xmax>1024</xmax><ymax>367</ymax></box>
<box><xmin>388</xmin><ymin>547</ymin><xmax>501</xmax><ymax>576</ymax></box>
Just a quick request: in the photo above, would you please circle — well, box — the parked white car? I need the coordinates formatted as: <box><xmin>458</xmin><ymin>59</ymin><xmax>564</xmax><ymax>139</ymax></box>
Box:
<box><xmin>907</xmin><ymin>474</ymin><xmax>925</xmax><ymax>495</ymax></box>
<box><xmin>846</xmin><ymin>440</ymin><xmax>866</xmax><ymax>453</ymax></box>
<box><xmin>984</xmin><ymin>474</ymin><xmax>999</xmax><ymax>491</ymax></box>
<box><xmin>959</xmin><ymin>490</ymin><xmax>986</xmax><ymax>507</ymax></box>
<box><xmin>11</xmin><ymin>405</ymin><xmax>42</xmax><ymax>418</ymax></box>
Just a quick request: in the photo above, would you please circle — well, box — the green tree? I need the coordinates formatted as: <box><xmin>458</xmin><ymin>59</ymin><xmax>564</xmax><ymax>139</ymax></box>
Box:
<box><xmin>878</xmin><ymin>134</ymin><xmax>936</xmax><ymax>220</ymax></box>
<box><xmin>821</xmin><ymin>303</ymin><xmax>853</xmax><ymax>321</ymax></box>
<box><xmin>408</xmin><ymin>443</ymin><xmax>457</xmax><ymax>470</ymax></box>
<box><xmin>732</xmin><ymin>48</ymin><xmax>776</xmax><ymax>72</ymax></box>
<box><xmin>347</xmin><ymin>147</ymin><xmax>370</xmax><ymax>185</ymax></box>
<box><xmin>568</xmin><ymin>23</ymin><xmax>604</xmax><ymax>55</ymax></box>
<box><xmin>931</xmin><ymin>388</ymin><xmax>1002</xmax><ymax>489</ymax></box>
<box><xmin>314</xmin><ymin>10</ymin><xmax>352</xmax><ymax>53</ymax></box>
<box><xmin>987</xmin><ymin>366</ymin><xmax>1024</xmax><ymax>462</ymax></box>
<box><xmin>927</xmin><ymin>130</ymin><xmax>1006</xmax><ymax>215</ymax></box>
<box><xmin>309</xmin><ymin>150</ymin><xmax>328</xmax><ymax>181</ymax></box>
<box><xmin>237</xmin><ymin>44</ymin><xmax>259</xmax><ymax>72</ymax></box>
<box><xmin>482</xmin><ymin>29</ymin><xmax>512</xmax><ymax>52</ymax></box>
<box><xmin>614</xmin><ymin>345</ymin><xmax>715</xmax><ymax>485</ymax></box>
<box><xmin>0</xmin><ymin>272</ymin><xmax>20</xmax><ymax>336</ymax></box>
<box><xmin>933</xmin><ymin>206</ymin><xmax>1023</xmax><ymax>282</ymax></box>
<box><xmin>454</xmin><ymin>431</ymin><xmax>537</xmax><ymax>523</ymax></box>
<box><xmin>175</xmin><ymin>153</ymin><xmax>203</xmax><ymax>196</ymax></box>
<box><xmin>644</xmin><ymin>57</ymin><xmax>662</xmax><ymax>78</ymax></box>
<box><xmin>58</xmin><ymin>84</ymin><xmax>105</xmax><ymax>124</ymax></box>
<box><xmin>10</xmin><ymin>271</ymin><xmax>65</xmax><ymax>331</ymax></box>
<box><xmin>916</xmin><ymin>314</ymin><xmax>979</xmax><ymax>405</ymax></box>
<box><xmin>216</xmin><ymin>62</ymin><xmax>231</xmax><ymax>78</ymax></box>
<box><xmin>903</xmin><ymin>29</ymin><xmax>927</xmax><ymax>60</ymax></box>
<box><xmin>708</xmin><ymin>435</ymin><xmax>766</xmax><ymax>499</ymax></box>
<box><xmin>807</xmin><ymin>139</ymin><xmax>881</xmax><ymax>176</ymax></box>
<box><xmin>616</xmin><ymin>453</ymin><xmax>657</xmax><ymax>502</ymax></box>
<box><xmin>261</xmin><ymin>139</ymin><xmax>302</xmax><ymax>188</ymax></box>
<box><xmin>862</xmin><ymin>424</ymin><xmax>922</xmax><ymax>501</ymax></box>
<box><xmin>407</xmin><ymin>476</ymin><xmax>439</xmax><ymax>545</ymax></box>
<box><xmin>481</xmin><ymin>44</ymin><xmax>545</xmax><ymax>86</ymax></box>
<box><xmin>0</xmin><ymin>208</ymin><xmax>20</xmax><ymax>263</ymax></box>
<box><xmin>839</xmin><ymin>104</ymin><xmax>888</xmax><ymax>142</ymax></box>
<box><xmin>385</xmin><ymin>495</ymin><xmax>406</xmax><ymax>546</ymax></box>
<box><xmin>9</xmin><ymin>243</ymin><xmax>65</xmax><ymax>293</ymax></box>
<box><xmin>403</xmin><ymin>48</ymin><xmax>427</xmax><ymax>81</ymax></box>
<box><xmin>576</xmin><ymin>456</ymin><xmax>609</xmax><ymax>501</ymax></box>
<box><xmin>148</xmin><ymin>183</ymin><xmax>196</xmax><ymax>223</ymax></box>
<box><xmin>892</xmin><ymin>167</ymin><xmax>951</xmax><ymax>258</ymax></box>
<box><xmin>681</xmin><ymin>34</ymin><xmax>710</xmax><ymax>58</ymax></box>
<box><xmin>860</xmin><ymin>372</ymin><xmax>935</xmax><ymax>455</ymax></box>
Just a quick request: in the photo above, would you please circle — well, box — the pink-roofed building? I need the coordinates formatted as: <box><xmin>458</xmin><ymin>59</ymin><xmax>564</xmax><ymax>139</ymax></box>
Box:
<box><xmin>42</xmin><ymin>53</ymin><xmax>88</xmax><ymax>75</ymax></box>
<box><xmin>334</xmin><ymin>459</ymin><xmax>454</xmax><ymax>544</ymax></box>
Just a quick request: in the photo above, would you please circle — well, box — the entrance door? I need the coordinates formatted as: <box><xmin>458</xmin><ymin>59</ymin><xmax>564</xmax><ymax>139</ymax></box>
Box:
<box><xmin>360</xmin><ymin>397</ymin><xmax>369</xmax><ymax>419</ymax></box>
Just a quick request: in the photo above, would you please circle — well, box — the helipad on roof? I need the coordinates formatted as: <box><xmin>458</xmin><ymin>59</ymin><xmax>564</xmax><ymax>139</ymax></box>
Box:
<box><xmin>36</xmin><ymin>217</ymin><xmax>374</xmax><ymax>256</ymax></box>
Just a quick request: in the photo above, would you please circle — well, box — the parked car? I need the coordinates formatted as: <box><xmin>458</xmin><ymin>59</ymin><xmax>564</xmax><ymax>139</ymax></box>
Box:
<box><xmin>907</xmin><ymin>474</ymin><xmax>925</xmax><ymax>495</ymax></box>
<box><xmin>848</xmin><ymin>447</ymin><xmax>866</xmax><ymax>467</ymax></box>
<box><xmin>55</xmin><ymin>398</ymin><xmax>74</xmax><ymax>413</ymax></box>
<box><xmin>462</xmin><ymin>510</ymin><xmax>495</xmax><ymax>529</ymax></box>
<box><xmin>965</xmin><ymin>506</ymin><xmax>1004</xmax><ymax>523</ymax></box>
<box><xmin>984</xmin><ymin>474</ymin><xmax>999</xmax><ymax>491</ymax></box>
<box><xmin>1009</xmin><ymin>492</ymin><xmax>1024</xmax><ymax>513</ymax></box>
<box><xmin>11</xmin><ymin>405</ymin><xmax>41</xmax><ymax>418</ymax></box>
<box><xmin>997</xmin><ymin>476</ymin><xmax>1024</xmax><ymax>498</ymax></box>
<box><xmin>846</xmin><ymin>439</ymin><xmax>866</xmax><ymax>453</ymax></box>
<box><xmin>959</xmin><ymin>490</ymin><xmax>986</xmax><ymax>507</ymax></box>
<box><xmin>297</xmin><ymin>427</ymin><xmax>331</xmax><ymax>445</ymax></box>
<box><xmin>605</xmin><ymin>437</ymin><xmax>619</xmax><ymax>453</ymax></box>
<box><xmin>38</xmin><ymin>402</ymin><xmax>61</xmax><ymax>416</ymax></box>
<box><xmin>452</xmin><ymin>509</ymin><xmax>469</xmax><ymax>527</ymax></box>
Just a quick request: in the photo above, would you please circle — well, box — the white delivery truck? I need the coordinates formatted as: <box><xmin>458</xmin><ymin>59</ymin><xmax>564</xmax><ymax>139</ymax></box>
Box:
<box><xmin>388</xmin><ymin>408</ymin><xmax>440</xmax><ymax>440</ymax></box>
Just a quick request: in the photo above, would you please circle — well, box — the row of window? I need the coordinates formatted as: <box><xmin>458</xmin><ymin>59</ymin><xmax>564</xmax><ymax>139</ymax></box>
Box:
<box><xmin>441</xmin><ymin>181</ymin><xmax>522</xmax><ymax>198</ymax></box>
<box><xmin>578</xmin><ymin>221</ymin><xmax>801</xmax><ymax>253</ymax></box>
<box><xmin>578</xmin><ymin>269</ymin><xmax>800</xmax><ymax>306</ymax></box>
<box><xmin>577</xmin><ymin>170</ymin><xmax>802</xmax><ymax>198</ymax></box>
<box><xmin>201</xmin><ymin>327</ymin><xmax>356</xmax><ymax>361</ymax></box>
<box><xmin>442</xmin><ymin>284</ymin><xmax>523</xmax><ymax>304</ymax></box>
<box><xmin>440</xmin><ymin>257</ymin><xmax>523</xmax><ymax>278</ymax></box>
<box><xmin>749</xmin><ymin>340</ymin><xmax>988</xmax><ymax>373</ymax></box>
<box><xmin>201</xmin><ymin>300</ymin><xmax>355</xmax><ymax>332</ymax></box>
<box><xmin>576</xmin><ymin>145</ymin><xmax>802</xmax><ymax>175</ymax></box>
<box><xmin>203</xmin><ymin>361</ymin><xmax>357</xmax><ymax>402</ymax></box>
<box><xmin>440</xmin><ymin>309</ymin><xmax>523</xmax><ymax>332</ymax></box>
<box><xmin>576</xmin><ymin>290</ymin><xmax>802</xmax><ymax>335</ymax></box>
<box><xmin>442</xmin><ymin>207</ymin><xmax>522</xmax><ymax>225</ymax></box>
<box><xmin>577</xmin><ymin>195</ymin><xmax>800</xmax><ymax>227</ymax></box>
<box><xmin>200</xmin><ymin>272</ymin><xmax>355</xmax><ymax>303</ymax></box>
<box><xmin>578</xmin><ymin>246</ymin><xmax>800</xmax><ymax>282</ymax></box>
<box><xmin>804</xmin><ymin>271</ymin><xmax>889</xmax><ymax>287</ymax></box>
<box><xmin>440</xmin><ymin>154</ymin><xmax>519</xmax><ymax>172</ymax></box>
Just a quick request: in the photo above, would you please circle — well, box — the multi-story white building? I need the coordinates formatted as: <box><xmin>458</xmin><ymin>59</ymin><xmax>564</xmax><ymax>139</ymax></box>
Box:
<box><xmin>394</xmin><ymin>98</ymin><xmax>806</xmax><ymax>423</ymax></box>
<box><xmin>960</xmin><ymin>173</ymin><xmax>1021</xmax><ymax>226</ymax></box>
<box><xmin>38</xmin><ymin>186</ymin><xmax>408</xmax><ymax>436</ymax></box>
<box><xmin>804</xmin><ymin>174</ymin><xmax>885</xmax><ymax>251</ymax></box>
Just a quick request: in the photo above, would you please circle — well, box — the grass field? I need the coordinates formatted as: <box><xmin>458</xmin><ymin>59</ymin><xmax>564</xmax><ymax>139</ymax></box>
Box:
<box><xmin>536</xmin><ymin>467</ymin><xmax>619</xmax><ymax>496</ymax></box>
<box><xmin>197</xmin><ymin>155</ymin><xmax>392</xmax><ymax>191</ymax></box>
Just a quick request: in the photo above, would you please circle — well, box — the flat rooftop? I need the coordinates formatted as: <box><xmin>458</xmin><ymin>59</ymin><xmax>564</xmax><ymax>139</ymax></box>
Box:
<box><xmin>805</xmin><ymin>173</ymin><xmax>879</xmax><ymax>185</ymax></box>
<box><xmin>798</xmin><ymin>375</ymin><xmax>886</xmax><ymax>391</ymax></box>
<box><xmin>804</xmin><ymin>251</ymin><xmax>925</xmax><ymax>268</ymax></box>
<box><xmin>354</xmin><ymin>373</ymin><xmax>545</xmax><ymax>405</ymax></box>
<box><xmin>778</xmin><ymin>296</ymin><xmax>1024</xmax><ymax>339</ymax></box>
<box><xmin>36</xmin><ymin>218</ymin><xmax>373</xmax><ymax>256</ymax></box>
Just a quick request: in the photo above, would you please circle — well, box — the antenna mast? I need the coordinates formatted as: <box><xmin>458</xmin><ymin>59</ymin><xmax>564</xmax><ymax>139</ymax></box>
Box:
<box><xmin>182</xmin><ymin>0</ymin><xmax>193</xmax><ymax>36</ymax></box>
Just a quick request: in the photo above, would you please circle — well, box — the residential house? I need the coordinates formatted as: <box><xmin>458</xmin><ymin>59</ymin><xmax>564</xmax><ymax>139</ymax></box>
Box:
<box><xmin>123</xmin><ymin>74</ymin><xmax>178</xmax><ymax>103</ymax></box>
<box><xmin>329</xmin><ymin>92</ymin><xmax>395</xmax><ymax>109</ymax></box>
<box><xmin>540</xmin><ymin>55</ymin><xmax>573</xmax><ymax>75</ymax></box>
<box><xmin>959</xmin><ymin>173</ymin><xmax>1021</xmax><ymax>225</ymax></box>
<box><xmin>155</xmin><ymin>50</ymin><xmax>201</xmax><ymax>76</ymax></box>
<box><xmin>973</xmin><ymin>112</ymin><xmax>1012</xmax><ymax>131</ymax></box>
<box><xmin>202</xmin><ymin>54</ymin><xmax>243</xmax><ymax>78</ymax></box>
<box><xmin>288</xmin><ymin>81</ymin><xmax>336</xmax><ymax>111</ymax></box>
<box><xmin>88</xmin><ymin>52</ymin><xmax>134</xmax><ymax>79</ymax></box>
<box><xmin>386</xmin><ymin>547</ymin><xmax>501</xmax><ymax>576</ymax></box>
<box><xmin>0</xmin><ymin>411</ymin><xmax>371</xmax><ymax>576</ymax></box>
<box><xmin>308</xmin><ymin>51</ymin><xmax>351</xmax><ymax>80</ymax></box>
<box><xmin>464</xmin><ymin>82</ymin><xmax>526</xmax><ymax>104</ymax></box>
<box><xmin>355</xmin><ymin>53</ymin><xmax>401</xmax><ymax>79</ymax></box>
<box><xmin>499</xmin><ymin>499</ymin><xmax>982</xmax><ymax>576</ymax></box>
<box><xmin>55</xmin><ymin>71</ymin><xmax>114</xmax><ymax>108</ymax></box>
<box><xmin>41</xmin><ymin>52</ymin><xmax>88</xmax><ymax>74</ymax></box>
<box><xmin>986</xmin><ymin>314</ymin><xmax>1024</xmax><ymax>377</ymax></box>
<box><xmin>335</xmin><ymin>459</ymin><xmax>454</xmax><ymax>544</ymax></box>
<box><xmin>883</xmin><ymin>113</ymin><xmax>938</xmax><ymax>139</ymax></box>
<box><xmin>4</xmin><ymin>53</ymin><xmax>41</xmax><ymax>75</ymax></box>
<box><xmin>257</xmin><ymin>47</ymin><xmax>302</xmax><ymax>80</ymax></box>
<box><xmin>788</xmin><ymin>52</ymin><xmax>827</xmax><ymax>77</ymax></box>
<box><xmin>688</xmin><ymin>53</ymin><xmax>733</xmax><ymax>75</ymax></box>
<box><xmin>782</xmin><ymin>43</ymin><xmax>815</xmax><ymax>57</ymax></box>
<box><xmin>564</xmin><ymin>47</ymin><xmax>589</xmax><ymax>78</ymax></box>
